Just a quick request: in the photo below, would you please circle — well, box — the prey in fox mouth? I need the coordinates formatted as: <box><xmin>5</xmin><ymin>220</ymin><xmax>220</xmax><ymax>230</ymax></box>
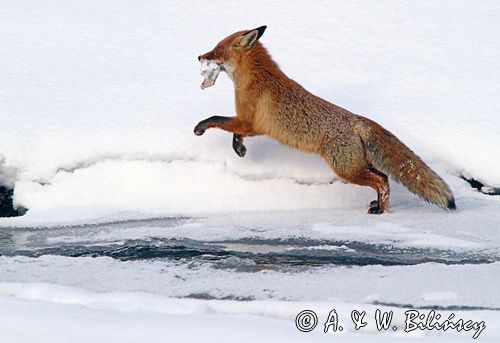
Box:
<box><xmin>197</xmin><ymin>58</ymin><xmax>246</xmax><ymax>157</ymax></box>
<box><xmin>199</xmin><ymin>59</ymin><xmax>221</xmax><ymax>90</ymax></box>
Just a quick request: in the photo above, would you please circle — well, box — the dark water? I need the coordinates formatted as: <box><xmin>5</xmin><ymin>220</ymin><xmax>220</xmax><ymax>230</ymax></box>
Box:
<box><xmin>0</xmin><ymin>217</ymin><xmax>497</xmax><ymax>270</ymax></box>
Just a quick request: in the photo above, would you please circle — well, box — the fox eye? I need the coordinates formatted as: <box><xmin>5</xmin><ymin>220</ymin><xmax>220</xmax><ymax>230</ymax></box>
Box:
<box><xmin>214</xmin><ymin>48</ymin><xmax>221</xmax><ymax>57</ymax></box>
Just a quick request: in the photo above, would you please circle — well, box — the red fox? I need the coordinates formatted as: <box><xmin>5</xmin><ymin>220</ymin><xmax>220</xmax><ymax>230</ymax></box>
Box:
<box><xmin>195</xmin><ymin>26</ymin><xmax>456</xmax><ymax>214</ymax></box>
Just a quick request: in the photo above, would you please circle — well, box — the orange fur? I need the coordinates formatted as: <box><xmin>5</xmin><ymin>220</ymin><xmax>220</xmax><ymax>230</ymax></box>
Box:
<box><xmin>196</xmin><ymin>27</ymin><xmax>456</xmax><ymax>214</ymax></box>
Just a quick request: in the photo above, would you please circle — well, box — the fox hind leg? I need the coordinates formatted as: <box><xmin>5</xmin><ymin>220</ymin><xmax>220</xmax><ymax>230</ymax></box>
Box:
<box><xmin>335</xmin><ymin>165</ymin><xmax>389</xmax><ymax>214</ymax></box>
<box><xmin>366</xmin><ymin>166</ymin><xmax>390</xmax><ymax>214</ymax></box>
<box><xmin>323</xmin><ymin>138</ymin><xmax>390</xmax><ymax>214</ymax></box>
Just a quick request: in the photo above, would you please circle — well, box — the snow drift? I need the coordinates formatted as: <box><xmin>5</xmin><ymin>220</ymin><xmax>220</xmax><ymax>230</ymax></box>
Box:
<box><xmin>0</xmin><ymin>1</ymin><xmax>499</xmax><ymax>222</ymax></box>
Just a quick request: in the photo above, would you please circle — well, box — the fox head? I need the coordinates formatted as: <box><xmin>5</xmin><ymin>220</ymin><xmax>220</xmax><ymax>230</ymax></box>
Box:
<box><xmin>198</xmin><ymin>25</ymin><xmax>267</xmax><ymax>84</ymax></box>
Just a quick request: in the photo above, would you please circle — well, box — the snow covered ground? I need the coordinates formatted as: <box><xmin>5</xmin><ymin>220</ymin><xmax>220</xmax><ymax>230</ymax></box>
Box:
<box><xmin>1</xmin><ymin>1</ymin><xmax>500</xmax><ymax>342</ymax></box>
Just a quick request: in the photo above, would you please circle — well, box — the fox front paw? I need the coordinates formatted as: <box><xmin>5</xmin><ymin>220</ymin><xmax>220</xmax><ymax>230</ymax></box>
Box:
<box><xmin>194</xmin><ymin>123</ymin><xmax>206</xmax><ymax>136</ymax></box>
<box><xmin>233</xmin><ymin>142</ymin><xmax>247</xmax><ymax>158</ymax></box>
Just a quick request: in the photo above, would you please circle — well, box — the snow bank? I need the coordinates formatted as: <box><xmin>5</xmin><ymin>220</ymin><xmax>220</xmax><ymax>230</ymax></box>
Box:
<box><xmin>0</xmin><ymin>157</ymin><xmax>16</xmax><ymax>189</ymax></box>
<box><xmin>1</xmin><ymin>1</ymin><xmax>499</xmax><ymax>220</ymax></box>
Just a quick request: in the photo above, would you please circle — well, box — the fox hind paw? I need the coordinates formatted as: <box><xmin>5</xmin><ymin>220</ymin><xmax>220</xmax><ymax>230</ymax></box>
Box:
<box><xmin>367</xmin><ymin>200</ymin><xmax>386</xmax><ymax>214</ymax></box>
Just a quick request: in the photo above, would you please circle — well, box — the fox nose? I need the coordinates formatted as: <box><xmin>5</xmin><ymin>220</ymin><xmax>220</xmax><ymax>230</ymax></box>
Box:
<box><xmin>198</xmin><ymin>55</ymin><xmax>201</xmax><ymax>61</ymax></box>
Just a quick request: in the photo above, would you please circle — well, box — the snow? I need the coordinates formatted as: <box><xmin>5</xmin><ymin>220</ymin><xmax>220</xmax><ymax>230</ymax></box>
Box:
<box><xmin>0</xmin><ymin>280</ymin><xmax>498</xmax><ymax>342</ymax></box>
<box><xmin>1</xmin><ymin>207</ymin><xmax>500</xmax><ymax>341</ymax></box>
<box><xmin>1</xmin><ymin>1</ymin><xmax>500</xmax><ymax>342</ymax></box>
<box><xmin>0</xmin><ymin>157</ymin><xmax>17</xmax><ymax>189</ymax></box>
<box><xmin>0</xmin><ymin>1</ymin><xmax>499</xmax><ymax>221</ymax></box>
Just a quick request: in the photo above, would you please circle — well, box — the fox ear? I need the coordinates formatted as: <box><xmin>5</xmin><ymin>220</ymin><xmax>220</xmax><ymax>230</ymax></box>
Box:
<box><xmin>237</xmin><ymin>25</ymin><xmax>267</xmax><ymax>49</ymax></box>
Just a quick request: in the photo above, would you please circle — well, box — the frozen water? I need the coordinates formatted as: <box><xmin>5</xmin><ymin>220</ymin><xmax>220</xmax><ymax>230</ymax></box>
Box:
<box><xmin>1</xmin><ymin>1</ymin><xmax>500</xmax><ymax>342</ymax></box>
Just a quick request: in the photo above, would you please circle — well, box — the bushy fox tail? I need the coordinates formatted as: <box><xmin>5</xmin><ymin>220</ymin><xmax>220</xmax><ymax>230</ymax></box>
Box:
<box><xmin>360</xmin><ymin>119</ymin><xmax>456</xmax><ymax>210</ymax></box>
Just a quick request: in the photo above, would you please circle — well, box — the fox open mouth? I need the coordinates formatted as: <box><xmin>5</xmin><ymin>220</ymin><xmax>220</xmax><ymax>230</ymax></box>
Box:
<box><xmin>200</xmin><ymin>59</ymin><xmax>221</xmax><ymax>90</ymax></box>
